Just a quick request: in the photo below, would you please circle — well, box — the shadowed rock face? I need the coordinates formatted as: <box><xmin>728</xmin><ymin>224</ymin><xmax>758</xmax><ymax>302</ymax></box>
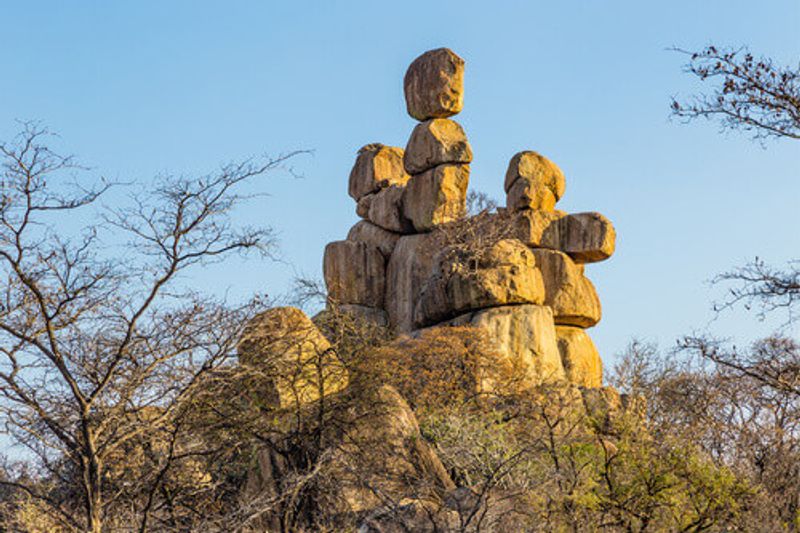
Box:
<box><xmin>326</xmin><ymin>46</ymin><xmax>616</xmax><ymax>389</ymax></box>
<box><xmin>324</xmin><ymin>240</ymin><xmax>386</xmax><ymax>307</ymax></box>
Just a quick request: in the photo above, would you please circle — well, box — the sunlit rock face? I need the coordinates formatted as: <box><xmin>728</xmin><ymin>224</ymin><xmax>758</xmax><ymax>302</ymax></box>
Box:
<box><xmin>325</xmin><ymin>47</ymin><xmax>616</xmax><ymax>389</ymax></box>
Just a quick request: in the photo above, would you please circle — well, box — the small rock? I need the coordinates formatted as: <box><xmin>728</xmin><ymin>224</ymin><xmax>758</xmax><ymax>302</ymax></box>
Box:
<box><xmin>403</xmin><ymin>48</ymin><xmax>465</xmax><ymax>121</ymax></box>
<box><xmin>404</xmin><ymin>119</ymin><xmax>472</xmax><ymax>175</ymax></box>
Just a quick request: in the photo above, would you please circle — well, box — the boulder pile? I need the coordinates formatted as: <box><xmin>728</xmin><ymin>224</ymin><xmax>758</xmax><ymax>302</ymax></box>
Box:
<box><xmin>324</xmin><ymin>47</ymin><xmax>616</xmax><ymax>390</ymax></box>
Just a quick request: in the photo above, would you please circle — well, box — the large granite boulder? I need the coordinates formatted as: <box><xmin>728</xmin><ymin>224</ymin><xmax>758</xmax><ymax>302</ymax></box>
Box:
<box><xmin>368</xmin><ymin>185</ymin><xmax>415</xmax><ymax>234</ymax></box>
<box><xmin>448</xmin><ymin>304</ymin><xmax>566</xmax><ymax>386</ymax></box>
<box><xmin>510</xmin><ymin>209</ymin><xmax>565</xmax><ymax>247</ymax></box>
<box><xmin>349</xmin><ymin>144</ymin><xmax>410</xmax><ymax>201</ymax></box>
<box><xmin>505</xmin><ymin>151</ymin><xmax>566</xmax><ymax>212</ymax></box>
<box><xmin>403</xmin><ymin>164</ymin><xmax>469</xmax><ymax>232</ymax></box>
<box><xmin>238</xmin><ymin>307</ymin><xmax>348</xmax><ymax>408</ymax></box>
<box><xmin>243</xmin><ymin>385</ymin><xmax>454</xmax><ymax>528</ymax></box>
<box><xmin>324</xmin><ymin>240</ymin><xmax>386</xmax><ymax>307</ymax></box>
<box><xmin>542</xmin><ymin>212</ymin><xmax>616</xmax><ymax>264</ymax></box>
<box><xmin>403</xmin><ymin>48</ymin><xmax>465</xmax><ymax>121</ymax></box>
<box><xmin>404</xmin><ymin>118</ymin><xmax>472</xmax><ymax>175</ymax></box>
<box><xmin>347</xmin><ymin>220</ymin><xmax>401</xmax><ymax>259</ymax></box>
<box><xmin>414</xmin><ymin>239</ymin><xmax>545</xmax><ymax>327</ymax></box>
<box><xmin>385</xmin><ymin>232</ymin><xmax>444</xmax><ymax>332</ymax></box>
<box><xmin>338</xmin><ymin>304</ymin><xmax>389</xmax><ymax>328</ymax></box>
<box><xmin>555</xmin><ymin>326</ymin><xmax>603</xmax><ymax>387</ymax></box>
<box><xmin>532</xmin><ymin>249</ymin><xmax>602</xmax><ymax>327</ymax></box>
<box><xmin>356</xmin><ymin>193</ymin><xmax>374</xmax><ymax>219</ymax></box>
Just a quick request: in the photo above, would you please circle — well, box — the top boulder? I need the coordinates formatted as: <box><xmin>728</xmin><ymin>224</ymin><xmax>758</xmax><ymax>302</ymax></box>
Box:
<box><xmin>403</xmin><ymin>48</ymin><xmax>465</xmax><ymax>121</ymax></box>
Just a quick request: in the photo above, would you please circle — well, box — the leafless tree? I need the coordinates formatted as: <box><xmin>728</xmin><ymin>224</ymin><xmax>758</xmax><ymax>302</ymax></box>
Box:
<box><xmin>0</xmin><ymin>122</ymin><xmax>302</xmax><ymax>531</ymax></box>
<box><xmin>671</xmin><ymin>45</ymin><xmax>800</xmax><ymax>141</ymax></box>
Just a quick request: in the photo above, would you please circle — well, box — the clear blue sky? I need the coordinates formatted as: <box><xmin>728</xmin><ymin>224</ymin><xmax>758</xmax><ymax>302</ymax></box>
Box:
<box><xmin>2</xmin><ymin>1</ymin><xmax>799</xmax><ymax>367</ymax></box>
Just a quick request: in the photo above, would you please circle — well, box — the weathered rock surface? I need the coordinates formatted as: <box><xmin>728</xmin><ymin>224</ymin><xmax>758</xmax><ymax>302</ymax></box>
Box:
<box><xmin>338</xmin><ymin>304</ymin><xmax>389</xmax><ymax>327</ymax></box>
<box><xmin>238</xmin><ymin>307</ymin><xmax>348</xmax><ymax>407</ymax></box>
<box><xmin>556</xmin><ymin>326</ymin><xmax>603</xmax><ymax>387</ymax></box>
<box><xmin>449</xmin><ymin>304</ymin><xmax>566</xmax><ymax>385</ymax></box>
<box><xmin>510</xmin><ymin>209</ymin><xmax>566</xmax><ymax>247</ymax></box>
<box><xmin>333</xmin><ymin>385</ymin><xmax>455</xmax><ymax>511</ymax></box>
<box><xmin>356</xmin><ymin>193</ymin><xmax>374</xmax><ymax>219</ymax></box>
<box><xmin>504</xmin><ymin>150</ymin><xmax>566</xmax><ymax>194</ymax></box>
<box><xmin>368</xmin><ymin>185</ymin><xmax>414</xmax><ymax>234</ymax></box>
<box><xmin>507</xmin><ymin>176</ymin><xmax>557</xmax><ymax>212</ymax></box>
<box><xmin>414</xmin><ymin>239</ymin><xmax>545</xmax><ymax>327</ymax></box>
<box><xmin>403</xmin><ymin>48</ymin><xmax>465</xmax><ymax>121</ymax></box>
<box><xmin>403</xmin><ymin>164</ymin><xmax>469</xmax><ymax>232</ymax></box>
<box><xmin>324</xmin><ymin>240</ymin><xmax>386</xmax><ymax>307</ymax></box>
<box><xmin>532</xmin><ymin>249</ymin><xmax>602</xmax><ymax>328</ymax></box>
<box><xmin>244</xmin><ymin>385</ymin><xmax>454</xmax><ymax>526</ymax></box>
<box><xmin>349</xmin><ymin>144</ymin><xmax>410</xmax><ymax>201</ymax></box>
<box><xmin>542</xmin><ymin>212</ymin><xmax>616</xmax><ymax>264</ymax></box>
<box><xmin>347</xmin><ymin>220</ymin><xmax>401</xmax><ymax>259</ymax></box>
<box><xmin>404</xmin><ymin>118</ymin><xmax>472</xmax><ymax>175</ymax></box>
<box><xmin>505</xmin><ymin>151</ymin><xmax>566</xmax><ymax>212</ymax></box>
<box><xmin>385</xmin><ymin>232</ymin><xmax>444</xmax><ymax>333</ymax></box>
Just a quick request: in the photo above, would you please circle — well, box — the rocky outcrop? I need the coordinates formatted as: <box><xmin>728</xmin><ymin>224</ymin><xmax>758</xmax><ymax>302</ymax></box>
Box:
<box><xmin>238</xmin><ymin>307</ymin><xmax>348</xmax><ymax>407</ymax></box>
<box><xmin>236</xmin><ymin>46</ymin><xmax>637</xmax><ymax>533</ymax></box>
<box><xmin>403</xmin><ymin>48</ymin><xmax>465</xmax><ymax>121</ymax></box>
<box><xmin>324</xmin><ymin>47</ymin><xmax>615</xmax><ymax>389</ymax></box>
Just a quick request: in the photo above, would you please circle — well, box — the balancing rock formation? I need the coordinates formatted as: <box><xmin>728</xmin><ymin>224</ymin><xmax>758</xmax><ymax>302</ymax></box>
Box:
<box><xmin>324</xmin><ymin>47</ymin><xmax>616</xmax><ymax>389</ymax></box>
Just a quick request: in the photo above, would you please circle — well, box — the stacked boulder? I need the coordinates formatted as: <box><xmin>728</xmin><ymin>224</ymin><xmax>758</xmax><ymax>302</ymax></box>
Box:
<box><xmin>324</xmin><ymin>48</ymin><xmax>616</xmax><ymax>390</ymax></box>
